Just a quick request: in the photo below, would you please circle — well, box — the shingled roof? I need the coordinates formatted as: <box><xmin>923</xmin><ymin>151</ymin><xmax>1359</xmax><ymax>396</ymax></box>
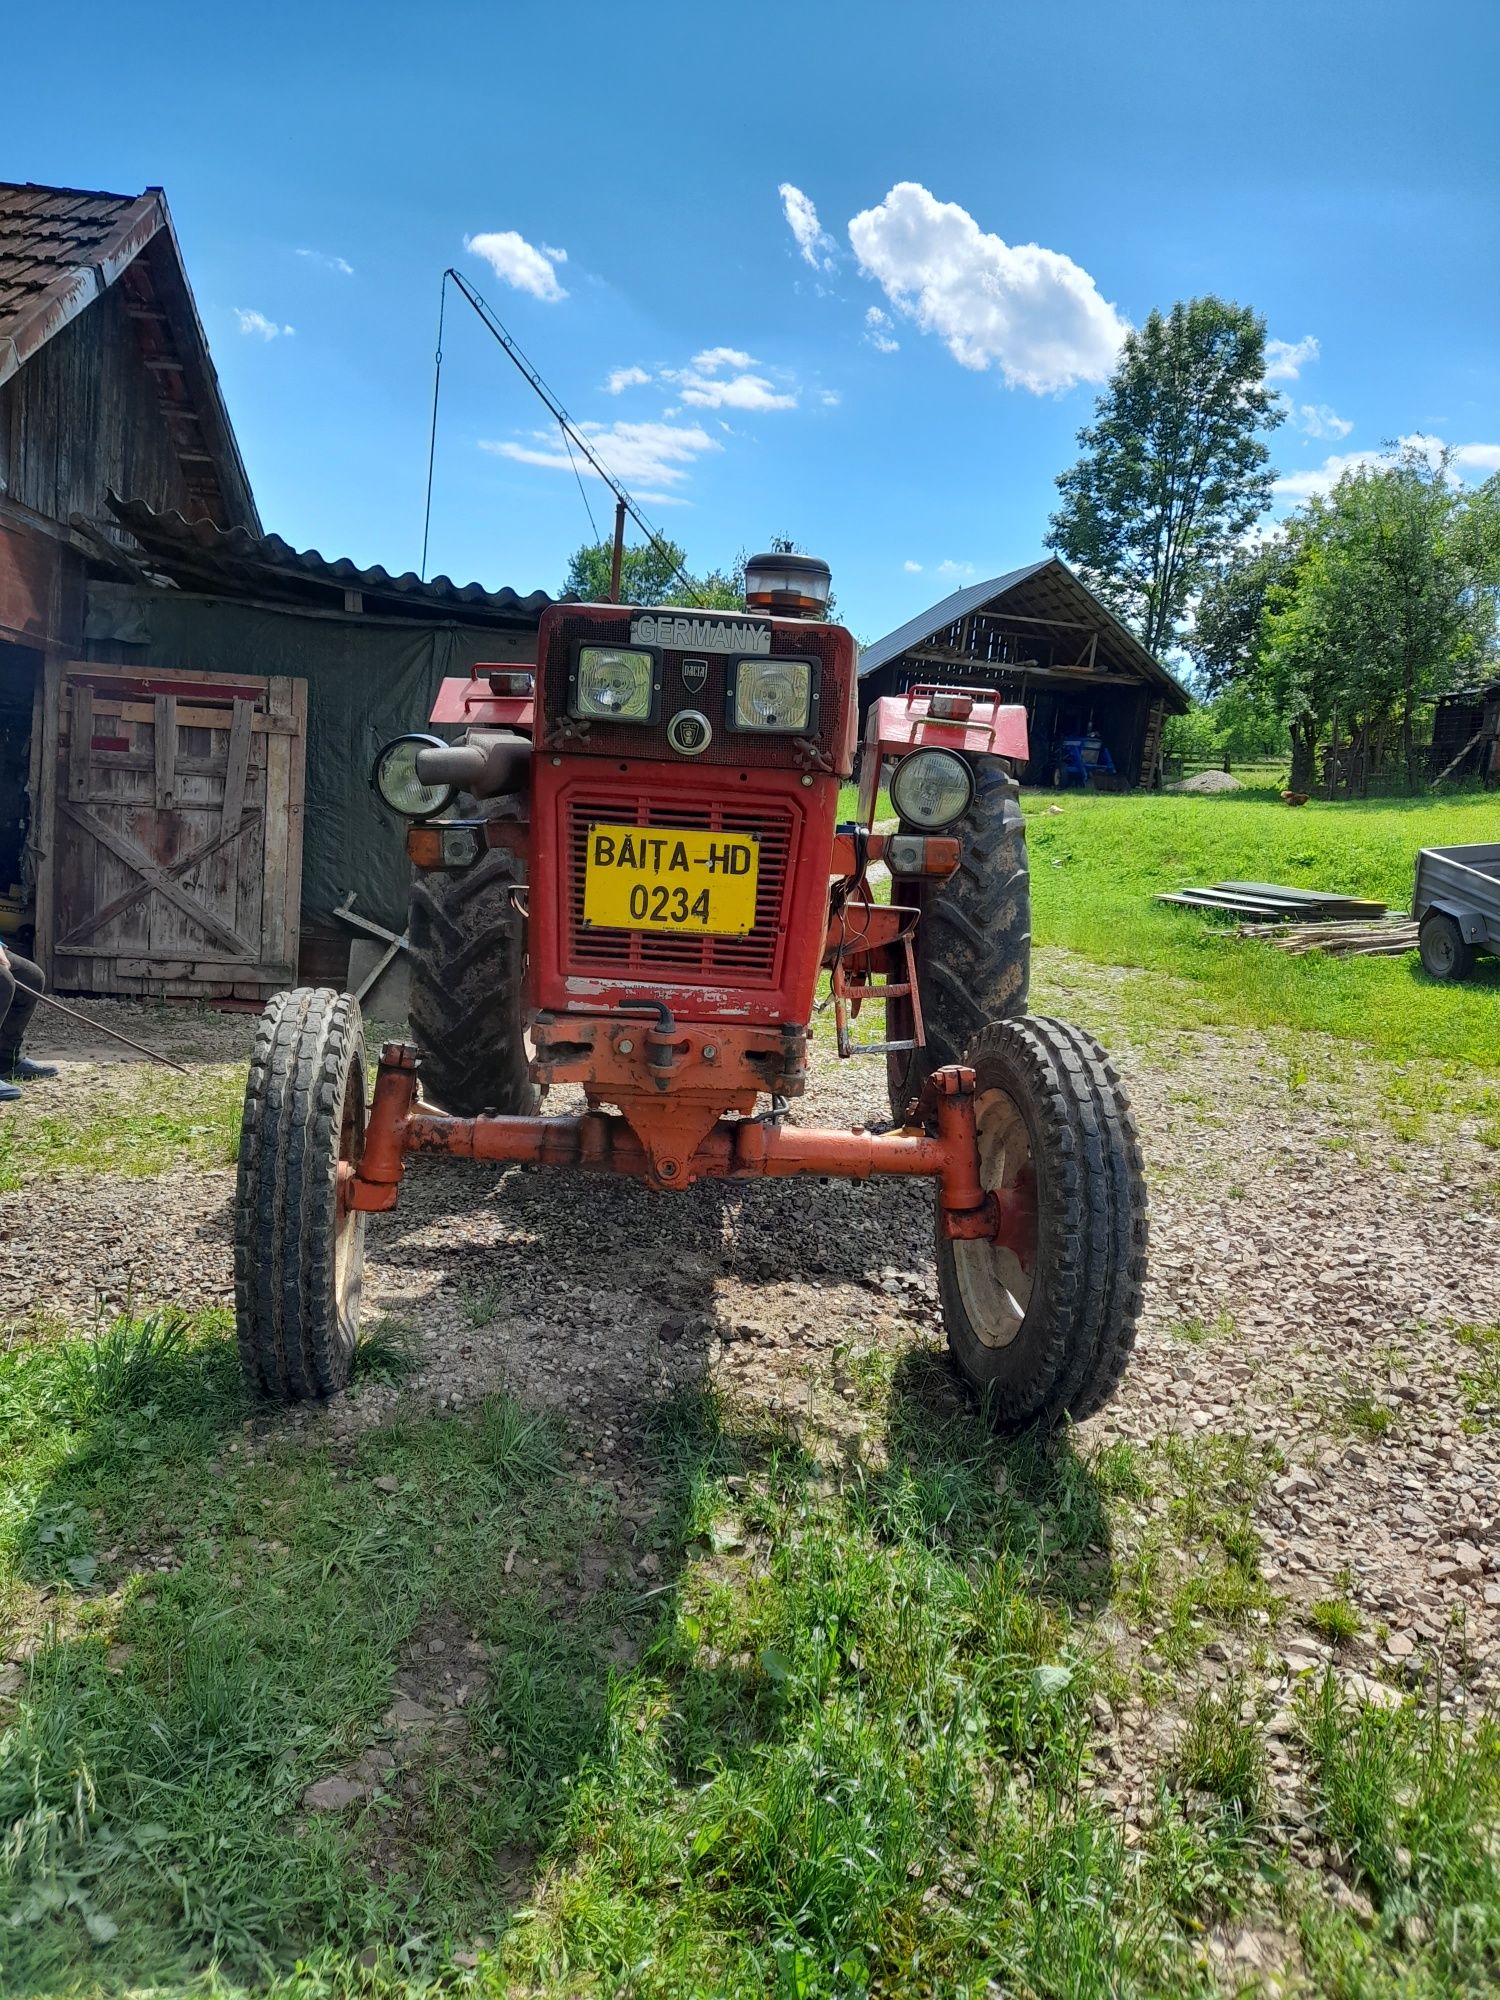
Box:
<box><xmin>0</xmin><ymin>181</ymin><xmax>258</xmax><ymax>531</ymax></box>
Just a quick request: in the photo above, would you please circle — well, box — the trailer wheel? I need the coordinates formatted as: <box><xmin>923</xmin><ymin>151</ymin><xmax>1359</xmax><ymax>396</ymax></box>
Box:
<box><xmin>1418</xmin><ymin>911</ymin><xmax>1475</xmax><ymax>982</ymax></box>
<box><xmin>888</xmin><ymin>757</ymin><xmax>1031</xmax><ymax>1120</ymax></box>
<box><xmin>936</xmin><ymin>1016</ymin><xmax>1146</xmax><ymax>1432</ymax></box>
<box><xmin>407</xmin><ymin>829</ymin><xmax>538</xmax><ymax>1117</ymax></box>
<box><xmin>235</xmin><ymin>987</ymin><xmax>367</xmax><ymax>1401</ymax></box>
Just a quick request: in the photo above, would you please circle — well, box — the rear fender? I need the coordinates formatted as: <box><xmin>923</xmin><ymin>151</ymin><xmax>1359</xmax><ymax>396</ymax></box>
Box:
<box><xmin>860</xmin><ymin>687</ymin><xmax>1028</xmax><ymax>822</ymax></box>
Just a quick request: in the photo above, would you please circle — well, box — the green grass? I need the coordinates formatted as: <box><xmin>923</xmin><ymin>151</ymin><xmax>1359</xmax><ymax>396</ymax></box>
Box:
<box><xmin>3</xmin><ymin>1313</ymin><xmax>1498</xmax><ymax>1996</ymax></box>
<box><xmin>1025</xmin><ymin>787</ymin><xmax>1499</xmax><ymax>1080</ymax></box>
<box><xmin>1297</xmin><ymin>1671</ymin><xmax>1500</xmax><ymax>1995</ymax></box>
<box><xmin>0</xmin><ymin>1064</ymin><xmax>244</xmax><ymax>1189</ymax></box>
<box><xmin>1454</xmin><ymin>1323</ymin><xmax>1500</xmax><ymax>1423</ymax></box>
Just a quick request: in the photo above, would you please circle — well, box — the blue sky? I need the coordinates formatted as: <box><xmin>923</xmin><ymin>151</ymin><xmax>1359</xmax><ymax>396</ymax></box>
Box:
<box><xmin>8</xmin><ymin>0</ymin><xmax>1499</xmax><ymax>643</ymax></box>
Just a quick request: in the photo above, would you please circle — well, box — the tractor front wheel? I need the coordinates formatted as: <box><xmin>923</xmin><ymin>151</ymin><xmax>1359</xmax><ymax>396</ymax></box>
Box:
<box><xmin>234</xmin><ymin>987</ymin><xmax>367</xmax><ymax>1400</ymax></box>
<box><xmin>936</xmin><ymin>1015</ymin><xmax>1146</xmax><ymax>1431</ymax></box>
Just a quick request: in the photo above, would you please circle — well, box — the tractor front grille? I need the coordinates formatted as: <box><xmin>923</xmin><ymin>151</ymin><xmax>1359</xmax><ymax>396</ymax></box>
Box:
<box><xmin>563</xmin><ymin>794</ymin><xmax>795</xmax><ymax>987</ymax></box>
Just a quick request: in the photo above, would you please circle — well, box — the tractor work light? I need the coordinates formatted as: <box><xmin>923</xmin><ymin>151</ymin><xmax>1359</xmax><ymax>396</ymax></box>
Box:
<box><xmin>573</xmin><ymin>646</ymin><xmax>656</xmax><ymax>721</ymax></box>
<box><xmin>729</xmin><ymin>657</ymin><xmax>814</xmax><ymax>733</ymax></box>
<box><xmin>890</xmin><ymin>747</ymin><xmax>973</xmax><ymax>830</ymax></box>
<box><xmin>372</xmin><ymin>734</ymin><xmax>457</xmax><ymax>819</ymax></box>
<box><xmin>743</xmin><ymin>551</ymin><xmax>832</xmax><ymax>617</ymax></box>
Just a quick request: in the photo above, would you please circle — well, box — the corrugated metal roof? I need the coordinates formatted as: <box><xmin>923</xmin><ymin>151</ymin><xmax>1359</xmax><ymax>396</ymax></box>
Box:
<box><xmin>858</xmin><ymin>554</ymin><xmax>1189</xmax><ymax>705</ymax></box>
<box><xmin>857</xmin><ymin>562</ymin><xmax>1052</xmax><ymax>678</ymax></box>
<box><xmin>106</xmin><ymin>494</ymin><xmax>554</xmax><ymax>620</ymax></box>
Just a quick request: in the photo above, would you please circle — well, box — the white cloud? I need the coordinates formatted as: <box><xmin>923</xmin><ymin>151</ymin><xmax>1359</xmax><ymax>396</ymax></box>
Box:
<box><xmin>690</xmin><ymin>346</ymin><xmax>755</xmax><ymax>373</ymax></box>
<box><xmin>936</xmin><ymin>559</ymin><xmax>976</xmax><ymax>578</ymax></box>
<box><xmin>668</xmin><ymin>369</ymin><xmax>797</xmax><ymax>412</ymax></box>
<box><xmin>296</xmin><ymin>248</ymin><xmax>354</xmax><ymax>276</ymax></box>
<box><xmin>481</xmin><ymin>418</ymin><xmax>721</xmax><ymax>492</ymax></box>
<box><xmin>903</xmin><ymin>560</ymin><xmax>924</xmax><ymax>572</ymax></box>
<box><xmin>778</xmin><ymin>183</ymin><xmax>837</xmax><ymax>271</ymax></box>
<box><xmin>863</xmin><ymin>304</ymin><xmax>900</xmax><ymax>353</ymax></box>
<box><xmin>657</xmin><ymin>347</ymin><xmax>797</xmax><ymax>411</ymax></box>
<box><xmin>1298</xmin><ymin>402</ymin><xmax>1353</xmax><ymax>440</ymax></box>
<box><xmin>464</xmin><ymin>229</ymin><xmax>568</xmax><ymax>302</ymax></box>
<box><xmin>1264</xmin><ymin>334</ymin><xmax>1319</xmax><ymax>382</ymax></box>
<box><xmin>847</xmin><ymin>181</ymin><xmax>1128</xmax><ymax>394</ymax></box>
<box><xmin>604</xmin><ymin>365</ymin><xmax>651</xmax><ymax>394</ymax></box>
<box><xmin>234</xmin><ymin>308</ymin><xmax>293</xmax><ymax>339</ymax></box>
<box><xmin>820</xmin><ymin>389</ymin><xmax>841</xmax><ymax>407</ymax></box>
<box><xmin>1273</xmin><ymin>431</ymin><xmax>1500</xmax><ymax>501</ymax></box>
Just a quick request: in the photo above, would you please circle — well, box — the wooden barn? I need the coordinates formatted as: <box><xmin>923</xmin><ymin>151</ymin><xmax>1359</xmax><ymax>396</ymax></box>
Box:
<box><xmin>858</xmin><ymin>558</ymin><xmax>1189</xmax><ymax>788</ymax></box>
<box><xmin>0</xmin><ymin>180</ymin><xmax>550</xmax><ymax>1002</ymax></box>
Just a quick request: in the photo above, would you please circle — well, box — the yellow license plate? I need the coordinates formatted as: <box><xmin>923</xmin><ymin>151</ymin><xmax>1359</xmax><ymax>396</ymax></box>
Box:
<box><xmin>583</xmin><ymin>823</ymin><xmax>760</xmax><ymax>935</ymax></box>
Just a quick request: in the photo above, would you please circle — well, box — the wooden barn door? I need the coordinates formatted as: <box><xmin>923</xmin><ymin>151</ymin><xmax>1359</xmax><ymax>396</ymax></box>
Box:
<box><xmin>34</xmin><ymin>663</ymin><xmax>306</xmax><ymax>1000</ymax></box>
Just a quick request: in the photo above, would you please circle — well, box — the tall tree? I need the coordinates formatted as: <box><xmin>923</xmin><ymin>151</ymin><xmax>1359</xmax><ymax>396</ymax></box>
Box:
<box><xmin>1048</xmin><ymin>297</ymin><xmax>1283</xmax><ymax>658</ymax></box>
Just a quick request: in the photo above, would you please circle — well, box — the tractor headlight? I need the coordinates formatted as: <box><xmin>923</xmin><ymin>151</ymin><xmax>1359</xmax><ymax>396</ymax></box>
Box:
<box><xmin>729</xmin><ymin>657</ymin><xmax>814</xmax><ymax>732</ymax></box>
<box><xmin>574</xmin><ymin>646</ymin><xmax>656</xmax><ymax>721</ymax></box>
<box><xmin>890</xmin><ymin>748</ymin><xmax>973</xmax><ymax>830</ymax></box>
<box><xmin>372</xmin><ymin>734</ymin><xmax>456</xmax><ymax>819</ymax></box>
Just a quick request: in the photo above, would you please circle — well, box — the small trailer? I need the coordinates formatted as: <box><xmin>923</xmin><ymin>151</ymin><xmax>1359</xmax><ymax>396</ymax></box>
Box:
<box><xmin>1414</xmin><ymin>843</ymin><xmax>1500</xmax><ymax>980</ymax></box>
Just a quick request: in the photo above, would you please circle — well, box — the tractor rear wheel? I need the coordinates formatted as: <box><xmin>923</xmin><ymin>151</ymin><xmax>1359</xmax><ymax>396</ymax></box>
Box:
<box><xmin>936</xmin><ymin>1015</ymin><xmax>1146</xmax><ymax>1432</ymax></box>
<box><xmin>235</xmin><ymin>987</ymin><xmax>366</xmax><ymax>1401</ymax></box>
<box><xmin>888</xmin><ymin>756</ymin><xmax>1031</xmax><ymax>1120</ymax></box>
<box><xmin>407</xmin><ymin>830</ymin><xmax>538</xmax><ymax>1117</ymax></box>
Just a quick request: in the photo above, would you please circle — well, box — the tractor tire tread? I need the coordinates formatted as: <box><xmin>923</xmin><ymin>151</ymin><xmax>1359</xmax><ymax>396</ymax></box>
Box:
<box><xmin>234</xmin><ymin>986</ymin><xmax>365</xmax><ymax>1402</ymax></box>
<box><xmin>890</xmin><ymin>759</ymin><xmax>1031</xmax><ymax>1114</ymax></box>
<box><xmin>936</xmin><ymin>1014</ymin><xmax>1146</xmax><ymax>1431</ymax></box>
<box><xmin>407</xmin><ymin>838</ymin><xmax>537</xmax><ymax>1117</ymax></box>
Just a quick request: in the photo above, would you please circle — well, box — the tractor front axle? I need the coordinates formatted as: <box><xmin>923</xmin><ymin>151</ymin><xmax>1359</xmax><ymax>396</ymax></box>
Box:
<box><xmin>348</xmin><ymin>1040</ymin><xmax>1025</xmax><ymax>1246</ymax></box>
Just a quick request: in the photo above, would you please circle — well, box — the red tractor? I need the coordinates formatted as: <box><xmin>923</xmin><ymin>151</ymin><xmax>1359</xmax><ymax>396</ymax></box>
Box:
<box><xmin>234</xmin><ymin>553</ymin><xmax>1146</xmax><ymax>1428</ymax></box>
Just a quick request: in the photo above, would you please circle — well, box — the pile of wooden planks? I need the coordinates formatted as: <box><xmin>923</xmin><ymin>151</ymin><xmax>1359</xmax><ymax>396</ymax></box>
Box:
<box><xmin>1158</xmin><ymin>881</ymin><xmax>1388</xmax><ymax>922</ymax></box>
<box><xmin>1241</xmin><ymin>917</ymin><xmax>1419</xmax><ymax>957</ymax></box>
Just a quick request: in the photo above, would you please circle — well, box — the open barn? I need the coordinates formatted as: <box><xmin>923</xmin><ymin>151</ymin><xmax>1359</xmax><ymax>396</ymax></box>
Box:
<box><xmin>858</xmin><ymin>558</ymin><xmax>1189</xmax><ymax>788</ymax></box>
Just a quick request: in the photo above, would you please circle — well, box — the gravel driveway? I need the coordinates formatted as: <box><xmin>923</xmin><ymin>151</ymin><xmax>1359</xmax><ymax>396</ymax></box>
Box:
<box><xmin>7</xmin><ymin>954</ymin><xmax>1497</xmax><ymax>1732</ymax></box>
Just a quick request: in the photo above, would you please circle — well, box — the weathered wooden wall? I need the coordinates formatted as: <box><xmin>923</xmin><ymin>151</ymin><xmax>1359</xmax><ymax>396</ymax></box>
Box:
<box><xmin>0</xmin><ymin>282</ymin><xmax>194</xmax><ymax>529</ymax></box>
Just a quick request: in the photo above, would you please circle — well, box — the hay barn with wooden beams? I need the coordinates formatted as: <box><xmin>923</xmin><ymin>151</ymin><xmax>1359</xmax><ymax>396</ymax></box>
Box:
<box><xmin>858</xmin><ymin>558</ymin><xmax>1190</xmax><ymax>789</ymax></box>
<box><xmin>0</xmin><ymin>180</ymin><xmax>551</xmax><ymax>1003</ymax></box>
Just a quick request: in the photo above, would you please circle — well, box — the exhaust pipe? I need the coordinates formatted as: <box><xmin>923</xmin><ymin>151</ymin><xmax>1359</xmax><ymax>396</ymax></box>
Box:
<box><xmin>415</xmin><ymin>731</ymin><xmax>531</xmax><ymax>799</ymax></box>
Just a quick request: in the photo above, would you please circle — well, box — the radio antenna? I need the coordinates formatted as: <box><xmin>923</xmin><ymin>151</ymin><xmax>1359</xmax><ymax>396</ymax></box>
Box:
<box><xmin>437</xmin><ymin>267</ymin><xmax>702</xmax><ymax>605</ymax></box>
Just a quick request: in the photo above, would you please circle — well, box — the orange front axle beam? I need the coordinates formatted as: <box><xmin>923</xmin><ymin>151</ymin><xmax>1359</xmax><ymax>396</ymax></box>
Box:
<box><xmin>351</xmin><ymin>1042</ymin><xmax>999</xmax><ymax>1237</ymax></box>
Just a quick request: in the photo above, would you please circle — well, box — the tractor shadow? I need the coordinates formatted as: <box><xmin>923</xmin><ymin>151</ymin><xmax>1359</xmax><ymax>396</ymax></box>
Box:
<box><xmin>3</xmin><ymin>1157</ymin><xmax>1113</xmax><ymax>1989</ymax></box>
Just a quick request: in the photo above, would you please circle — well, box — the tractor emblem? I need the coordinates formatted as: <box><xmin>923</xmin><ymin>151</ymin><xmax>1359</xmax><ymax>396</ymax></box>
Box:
<box><xmin>681</xmin><ymin>657</ymin><xmax>708</xmax><ymax>692</ymax></box>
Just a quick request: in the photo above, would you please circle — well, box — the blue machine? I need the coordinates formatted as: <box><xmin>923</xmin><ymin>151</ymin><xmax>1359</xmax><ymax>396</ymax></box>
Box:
<box><xmin>1055</xmin><ymin>732</ymin><xmax>1115</xmax><ymax>788</ymax></box>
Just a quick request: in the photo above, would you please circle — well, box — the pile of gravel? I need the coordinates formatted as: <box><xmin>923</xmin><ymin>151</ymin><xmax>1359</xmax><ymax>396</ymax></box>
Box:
<box><xmin>1167</xmin><ymin>769</ymin><xmax>1244</xmax><ymax>793</ymax></box>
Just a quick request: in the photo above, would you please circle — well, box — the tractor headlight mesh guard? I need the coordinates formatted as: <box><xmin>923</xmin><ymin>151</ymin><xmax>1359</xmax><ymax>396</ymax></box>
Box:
<box><xmin>372</xmin><ymin>734</ymin><xmax>457</xmax><ymax>819</ymax></box>
<box><xmin>890</xmin><ymin>747</ymin><xmax>974</xmax><ymax>830</ymax></box>
<box><xmin>573</xmin><ymin>646</ymin><xmax>657</xmax><ymax>722</ymax></box>
<box><xmin>728</xmin><ymin>657</ymin><xmax>815</xmax><ymax>733</ymax></box>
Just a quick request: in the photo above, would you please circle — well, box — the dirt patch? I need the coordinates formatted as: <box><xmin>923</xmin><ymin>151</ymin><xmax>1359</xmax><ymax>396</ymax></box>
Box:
<box><xmin>6</xmin><ymin>971</ymin><xmax>1498</xmax><ymax>1721</ymax></box>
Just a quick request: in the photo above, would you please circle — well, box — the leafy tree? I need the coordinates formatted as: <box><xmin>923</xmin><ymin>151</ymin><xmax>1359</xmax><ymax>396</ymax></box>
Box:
<box><xmin>1048</xmin><ymin>297</ymin><xmax>1283</xmax><ymax>658</ymax></box>
<box><xmin>1193</xmin><ymin>449</ymin><xmax>1500</xmax><ymax>791</ymax></box>
<box><xmin>1193</xmin><ymin>527</ymin><xmax>1323</xmax><ymax>786</ymax></box>
<box><xmin>563</xmin><ymin>536</ymin><xmax>693</xmax><ymax>606</ymax></box>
